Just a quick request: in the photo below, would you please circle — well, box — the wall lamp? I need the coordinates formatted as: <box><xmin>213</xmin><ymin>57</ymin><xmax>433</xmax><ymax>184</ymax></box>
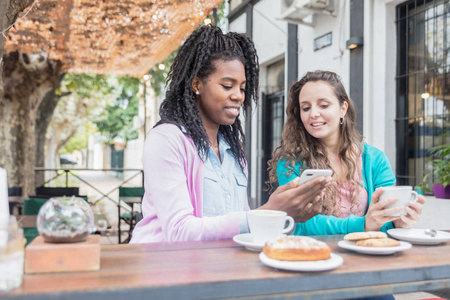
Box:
<box><xmin>346</xmin><ymin>36</ymin><xmax>364</xmax><ymax>50</ymax></box>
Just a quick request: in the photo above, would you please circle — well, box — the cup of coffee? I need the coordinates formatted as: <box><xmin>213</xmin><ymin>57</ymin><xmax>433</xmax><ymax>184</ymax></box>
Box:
<box><xmin>380</xmin><ymin>186</ymin><xmax>418</xmax><ymax>216</ymax></box>
<box><xmin>247</xmin><ymin>210</ymin><xmax>295</xmax><ymax>244</ymax></box>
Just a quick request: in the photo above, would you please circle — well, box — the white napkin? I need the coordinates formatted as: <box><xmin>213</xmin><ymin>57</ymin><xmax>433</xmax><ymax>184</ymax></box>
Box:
<box><xmin>0</xmin><ymin>167</ymin><xmax>9</xmax><ymax>228</ymax></box>
<box><xmin>0</xmin><ymin>167</ymin><xmax>10</xmax><ymax>247</ymax></box>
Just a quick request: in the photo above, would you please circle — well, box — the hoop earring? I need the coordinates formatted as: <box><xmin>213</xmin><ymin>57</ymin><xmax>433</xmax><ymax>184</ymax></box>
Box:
<box><xmin>340</xmin><ymin>117</ymin><xmax>344</xmax><ymax>125</ymax></box>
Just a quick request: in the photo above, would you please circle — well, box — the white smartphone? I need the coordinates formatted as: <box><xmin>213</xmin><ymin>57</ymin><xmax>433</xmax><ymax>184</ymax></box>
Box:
<box><xmin>298</xmin><ymin>169</ymin><xmax>333</xmax><ymax>186</ymax></box>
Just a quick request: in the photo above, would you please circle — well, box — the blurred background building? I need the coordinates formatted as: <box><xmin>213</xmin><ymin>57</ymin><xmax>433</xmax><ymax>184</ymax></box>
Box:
<box><xmin>227</xmin><ymin>0</ymin><xmax>449</xmax><ymax>207</ymax></box>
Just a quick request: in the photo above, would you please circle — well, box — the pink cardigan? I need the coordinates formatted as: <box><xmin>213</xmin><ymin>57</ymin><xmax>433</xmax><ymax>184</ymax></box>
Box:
<box><xmin>130</xmin><ymin>124</ymin><xmax>249</xmax><ymax>243</ymax></box>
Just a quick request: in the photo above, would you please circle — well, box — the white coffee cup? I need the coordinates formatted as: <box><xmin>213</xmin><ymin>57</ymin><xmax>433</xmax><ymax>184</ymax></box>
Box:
<box><xmin>380</xmin><ymin>186</ymin><xmax>418</xmax><ymax>216</ymax></box>
<box><xmin>247</xmin><ymin>210</ymin><xmax>295</xmax><ymax>244</ymax></box>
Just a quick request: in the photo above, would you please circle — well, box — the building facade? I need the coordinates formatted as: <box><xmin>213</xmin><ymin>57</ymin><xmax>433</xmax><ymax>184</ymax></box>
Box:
<box><xmin>228</xmin><ymin>0</ymin><xmax>449</xmax><ymax>208</ymax></box>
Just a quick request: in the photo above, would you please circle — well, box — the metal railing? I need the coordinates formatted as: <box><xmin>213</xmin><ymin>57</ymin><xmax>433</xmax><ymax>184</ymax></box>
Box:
<box><xmin>34</xmin><ymin>168</ymin><xmax>143</xmax><ymax>206</ymax></box>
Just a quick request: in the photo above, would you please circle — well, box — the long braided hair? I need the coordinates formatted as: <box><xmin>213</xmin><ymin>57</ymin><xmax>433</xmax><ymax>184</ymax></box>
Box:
<box><xmin>157</xmin><ymin>25</ymin><xmax>259</xmax><ymax>170</ymax></box>
<box><xmin>268</xmin><ymin>71</ymin><xmax>364</xmax><ymax>216</ymax></box>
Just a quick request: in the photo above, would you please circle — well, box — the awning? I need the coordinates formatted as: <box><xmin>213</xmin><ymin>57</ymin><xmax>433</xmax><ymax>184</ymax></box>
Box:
<box><xmin>5</xmin><ymin>0</ymin><xmax>223</xmax><ymax>77</ymax></box>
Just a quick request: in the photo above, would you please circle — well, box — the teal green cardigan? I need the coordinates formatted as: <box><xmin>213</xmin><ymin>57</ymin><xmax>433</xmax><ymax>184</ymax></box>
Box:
<box><xmin>277</xmin><ymin>144</ymin><xmax>396</xmax><ymax>235</ymax></box>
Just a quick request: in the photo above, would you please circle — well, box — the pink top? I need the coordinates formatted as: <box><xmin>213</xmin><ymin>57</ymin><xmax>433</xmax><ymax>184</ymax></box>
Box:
<box><xmin>130</xmin><ymin>124</ymin><xmax>249</xmax><ymax>243</ymax></box>
<box><xmin>335</xmin><ymin>156</ymin><xmax>368</xmax><ymax>218</ymax></box>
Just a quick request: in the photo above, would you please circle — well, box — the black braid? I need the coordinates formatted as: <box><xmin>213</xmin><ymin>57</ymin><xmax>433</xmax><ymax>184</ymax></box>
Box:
<box><xmin>157</xmin><ymin>25</ymin><xmax>259</xmax><ymax>171</ymax></box>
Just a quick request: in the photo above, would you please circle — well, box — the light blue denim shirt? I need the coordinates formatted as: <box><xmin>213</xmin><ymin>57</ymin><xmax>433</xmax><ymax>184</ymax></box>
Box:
<box><xmin>203</xmin><ymin>133</ymin><xmax>250</xmax><ymax>233</ymax></box>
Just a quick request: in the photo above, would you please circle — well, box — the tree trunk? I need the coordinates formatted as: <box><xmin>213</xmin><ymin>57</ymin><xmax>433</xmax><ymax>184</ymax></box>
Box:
<box><xmin>35</xmin><ymin>74</ymin><xmax>66</xmax><ymax>187</ymax></box>
<box><xmin>53</xmin><ymin>127</ymin><xmax>77</xmax><ymax>167</ymax></box>
<box><xmin>1</xmin><ymin>51</ymin><xmax>61</xmax><ymax>196</ymax></box>
<box><xmin>0</xmin><ymin>0</ymin><xmax>35</xmax><ymax>57</ymax></box>
<box><xmin>0</xmin><ymin>0</ymin><xmax>35</xmax><ymax>100</ymax></box>
<box><xmin>0</xmin><ymin>0</ymin><xmax>36</xmax><ymax>194</ymax></box>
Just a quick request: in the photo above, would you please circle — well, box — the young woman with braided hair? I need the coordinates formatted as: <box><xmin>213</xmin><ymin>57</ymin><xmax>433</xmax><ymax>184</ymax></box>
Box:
<box><xmin>268</xmin><ymin>70</ymin><xmax>425</xmax><ymax>237</ymax></box>
<box><xmin>131</xmin><ymin>25</ymin><xmax>330</xmax><ymax>243</ymax></box>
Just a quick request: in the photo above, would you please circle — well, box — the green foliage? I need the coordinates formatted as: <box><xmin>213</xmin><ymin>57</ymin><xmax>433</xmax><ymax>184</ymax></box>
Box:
<box><xmin>57</xmin><ymin>73</ymin><xmax>117</xmax><ymax>101</ymax></box>
<box><xmin>148</xmin><ymin>50</ymin><xmax>177</xmax><ymax>96</ymax></box>
<box><xmin>414</xmin><ymin>181</ymin><xmax>431</xmax><ymax>194</ymax></box>
<box><xmin>51</xmin><ymin>73</ymin><xmax>140</xmax><ymax>160</ymax></box>
<box><xmin>423</xmin><ymin>131</ymin><xmax>450</xmax><ymax>188</ymax></box>
<box><xmin>50</xmin><ymin>73</ymin><xmax>120</xmax><ymax>163</ymax></box>
<box><xmin>424</xmin><ymin>143</ymin><xmax>450</xmax><ymax>188</ymax></box>
<box><xmin>148</xmin><ymin>1</ymin><xmax>227</xmax><ymax>97</ymax></box>
<box><xmin>95</xmin><ymin>76</ymin><xmax>140</xmax><ymax>144</ymax></box>
<box><xmin>61</xmin><ymin>124</ymin><xmax>96</xmax><ymax>154</ymax></box>
<box><xmin>213</xmin><ymin>1</ymin><xmax>228</xmax><ymax>30</ymax></box>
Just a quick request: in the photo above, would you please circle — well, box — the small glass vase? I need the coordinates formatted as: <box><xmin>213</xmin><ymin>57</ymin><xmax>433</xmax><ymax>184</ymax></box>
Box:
<box><xmin>37</xmin><ymin>197</ymin><xmax>95</xmax><ymax>243</ymax></box>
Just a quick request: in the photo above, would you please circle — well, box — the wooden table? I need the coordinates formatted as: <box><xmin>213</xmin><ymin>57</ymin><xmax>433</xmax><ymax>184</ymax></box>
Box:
<box><xmin>5</xmin><ymin>235</ymin><xmax>450</xmax><ymax>300</ymax></box>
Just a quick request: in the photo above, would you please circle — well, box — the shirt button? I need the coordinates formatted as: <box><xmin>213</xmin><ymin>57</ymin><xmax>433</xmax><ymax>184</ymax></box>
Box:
<box><xmin>227</xmin><ymin>194</ymin><xmax>230</xmax><ymax>199</ymax></box>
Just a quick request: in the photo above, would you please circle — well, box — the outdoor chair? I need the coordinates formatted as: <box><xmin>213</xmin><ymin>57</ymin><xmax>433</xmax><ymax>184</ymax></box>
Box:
<box><xmin>35</xmin><ymin>186</ymin><xmax>80</xmax><ymax>197</ymax></box>
<box><xmin>8</xmin><ymin>186</ymin><xmax>22</xmax><ymax>196</ymax></box>
<box><xmin>8</xmin><ymin>186</ymin><xmax>23</xmax><ymax>215</ymax></box>
<box><xmin>118</xmin><ymin>187</ymin><xmax>144</xmax><ymax>244</ymax></box>
<box><xmin>23</xmin><ymin>198</ymin><xmax>49</xmax><ymax>216</ymax></box>
<box><xmin>29</xmin><ymin>194</ymin><xmax>88</xmax><ymax>201</ymax></box>
<box><xmin>22</xmin><ymin>198</ymin><xmax>49</xmax><ymax>245</ymax></box>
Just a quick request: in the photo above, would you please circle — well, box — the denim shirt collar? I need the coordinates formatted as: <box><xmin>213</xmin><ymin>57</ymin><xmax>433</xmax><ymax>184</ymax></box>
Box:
<box><xmin>180</xmin><ymin>126</ymin><xmax>230</xmax><ymax>160</ymax></box>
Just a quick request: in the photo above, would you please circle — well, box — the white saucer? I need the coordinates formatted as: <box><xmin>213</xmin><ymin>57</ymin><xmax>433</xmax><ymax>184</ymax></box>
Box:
<box><xmin>233</xmin><ymin>233</ymin><xmax>265</xmax><ymax>251</ymax></box>
<box><xmin>338</xmin><ymin>240</ymin><xmax>412</xmax><ymax>255</ymax></box>
<box><xmin>233</xmin><ymin>233</ymin><xmax>287</xmax><ymax>251</ymax></box>
<box><xmin>388</xmin><ymin>228</ymin><xmax>450</xmax><ymax>245</ymax></box>
<box><xmin>259</xmin><ymin>252</ymin><xmax>343</xmax><ymax>272</ymax></box>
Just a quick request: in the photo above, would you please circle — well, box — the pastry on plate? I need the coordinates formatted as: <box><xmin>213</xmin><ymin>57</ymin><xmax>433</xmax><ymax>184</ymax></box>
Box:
<box><xmin>344</xmin><ymin>231</ymin><xmax>387</xmax><ymax>241</ymax></box>
<box><xmin>262</xmin><ymin>236</ymin><xmax>331</xmax><ymax>261</ymax></box>
<box><xmin>356</xmin><ymin>238</ymin><xmax>401</xmax><ymax>247</ymax></box>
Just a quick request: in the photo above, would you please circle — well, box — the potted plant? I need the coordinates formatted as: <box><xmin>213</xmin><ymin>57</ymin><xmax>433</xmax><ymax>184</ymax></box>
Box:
<box><xmin>423</xmin><ymin>142</ymin><xmax>450</xmax><ymax>199</ymax></box>
<box><xmin>414</xmin><ymin>181</ymin><xmax>431</xmax><ymax>195</ymax></box>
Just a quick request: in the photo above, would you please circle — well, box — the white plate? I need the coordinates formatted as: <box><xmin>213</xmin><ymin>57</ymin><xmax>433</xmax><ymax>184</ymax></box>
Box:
<box><xmin>259</xmin><ymin>252</ymin><xmax>343</xmax><ymax>272</ymax></box>
<box><xmin>338</xmin><ymin>240</ymin><xmax>412</xmax><ymax>255</ymax></box>
<box><xmin>388</xmin><ymin>228</ymin><xmax>450</xmax><ymax>245</ymax></box>
<box><xmin>233</xmin><ymin>233</ymin><xmax>265</xmax><ymax>251</ymax></box>
<box><xmin>233</xmin><ymin>233</ymin><xmax>287</xmax><ymax>251</ymax></box>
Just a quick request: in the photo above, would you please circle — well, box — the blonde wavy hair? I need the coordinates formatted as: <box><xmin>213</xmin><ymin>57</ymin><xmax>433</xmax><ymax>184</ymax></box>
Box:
<box><xmin>267</xmin><ymin>70</ymin><xmax>364</xmax><ymax>217</ymax></box>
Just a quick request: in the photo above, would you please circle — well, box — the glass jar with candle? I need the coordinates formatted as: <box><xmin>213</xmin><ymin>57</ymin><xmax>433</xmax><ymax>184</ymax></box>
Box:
<box><xmin>0</xmin><ymin>216</ymin><xmax>26</xmax><ymax>292</ymax></box>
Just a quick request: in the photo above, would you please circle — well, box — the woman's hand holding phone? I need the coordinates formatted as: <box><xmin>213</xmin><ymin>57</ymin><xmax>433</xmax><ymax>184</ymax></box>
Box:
<box><xmin>298</xmin><ymin>169</ymin><xmax>333</xmax><ymax>186</ymax></box>
<box><xmin>263</xmin><ymin>176</ymin><xmax>331</xmax><ymax>223</ymax></box>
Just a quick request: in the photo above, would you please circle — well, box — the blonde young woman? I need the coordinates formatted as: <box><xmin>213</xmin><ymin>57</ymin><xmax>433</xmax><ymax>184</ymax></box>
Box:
<box><xmin>268</xmin><ymin>70</ymin><xmax>425</xmax><ymax>236</ymax></box>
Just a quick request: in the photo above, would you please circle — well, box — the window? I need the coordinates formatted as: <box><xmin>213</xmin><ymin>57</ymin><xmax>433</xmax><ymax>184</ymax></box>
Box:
<box><xmin>396</xmin><ymin>0</ymin><xmax>450</xmax><ymax>187</ymax></box>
